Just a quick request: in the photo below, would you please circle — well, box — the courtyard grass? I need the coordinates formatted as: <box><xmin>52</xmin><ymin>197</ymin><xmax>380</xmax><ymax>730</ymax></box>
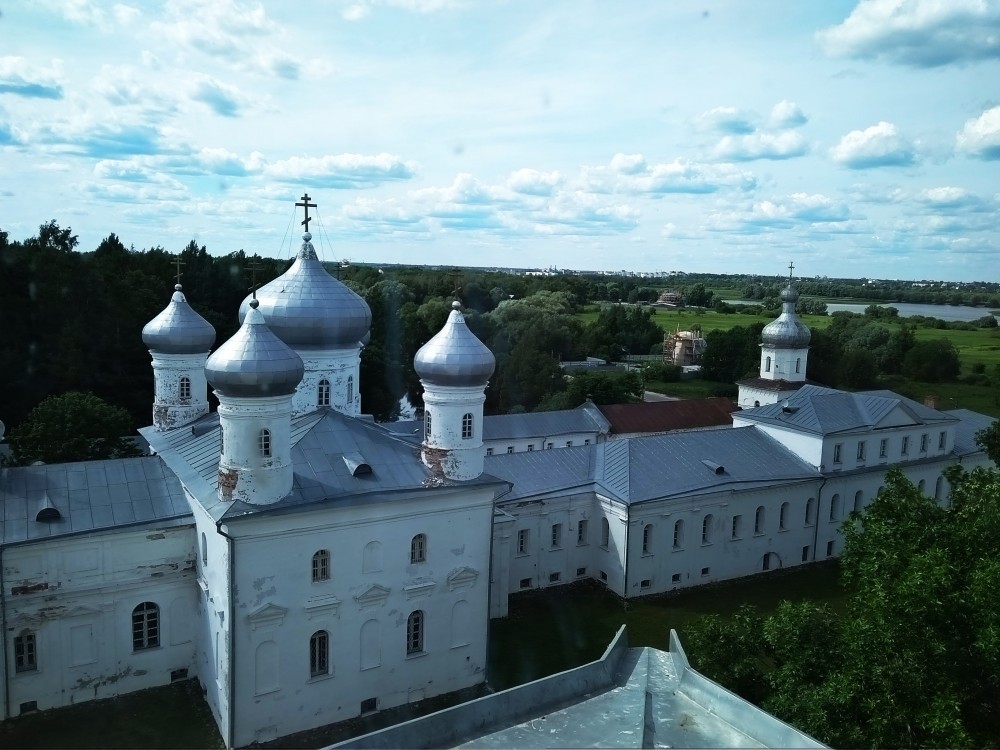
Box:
<box><xmin>487</xmin><ymin>561</ymin><xmax>844</xmax><ymax>691</ymax></box>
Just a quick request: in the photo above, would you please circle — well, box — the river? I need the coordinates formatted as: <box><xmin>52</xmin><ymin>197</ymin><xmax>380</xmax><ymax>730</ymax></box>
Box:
<box><xmin>725</xmin><ymin>300</ymin><xmax>998</xmax><ymax>323</ymax></box>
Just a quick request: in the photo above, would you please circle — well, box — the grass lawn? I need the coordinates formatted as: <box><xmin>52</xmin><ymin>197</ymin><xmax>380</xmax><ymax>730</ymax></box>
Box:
<box><xmin>487</xmin><ymin>561</ymin><xmax>843</xmax><ymax>691</ymax></box>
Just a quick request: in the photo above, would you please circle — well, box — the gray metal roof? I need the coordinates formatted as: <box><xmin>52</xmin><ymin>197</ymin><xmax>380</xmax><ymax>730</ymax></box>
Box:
<box><xmin>141</xmin><ymin>285</ymin><xmax>216</xmax><ymax>354</ymax></box>
<box><xmin>483</xmin><ymin>401</ymin><xmax>610</xmax><ymax>441</ymax></box>
<box><xmin>414</xmin><ymin>303</ymin><xmax>495</xmax><ymax>387</ymax></box>
<box><xmin>487</xmin><ymin>426</ymin><xmax>819</xmax><ymax>504</ymax></box>
<box><xmin>239</xmin><ymin>234</ymin><xmax>372</xmax><ymax>349</ymax></box>
<box><xmin>760</xmin><ymin>285</ymin><xmax>810</xmax><ymax>349</ymax></box>
<box><xmin>142</xmin><ymin>408</ymin><xmax>505</xmax><ymax>524</ymax></box>
<box><xmin>205</xmin><ymin>301</ymin><xmax>305</xmax><ymax>397</ymax></box>
<box><xmin>736</xmin><ymin>385</ymin><xmax>958</xmax><ymax>435</ymax></box>
<box><xmin>0</xmin><ymin>457</ymin><xmax>192</xmax><ymax>545</ymax></box>
<box><xmin>948</xmin><ymin>408</ymin><xmax>996</xmax><ymax>456</ymax></box>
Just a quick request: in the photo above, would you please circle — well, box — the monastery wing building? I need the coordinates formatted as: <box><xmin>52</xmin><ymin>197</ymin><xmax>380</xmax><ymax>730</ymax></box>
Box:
<box><xmin>0</xmin><ymin>210</ymin><xmax>994</xmax><ymax>747</ymax></box>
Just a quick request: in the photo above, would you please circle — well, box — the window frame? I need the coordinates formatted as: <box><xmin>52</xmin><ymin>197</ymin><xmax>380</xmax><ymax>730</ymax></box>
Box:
<box><xmin>310</xmin><ymin>630</ymin><xmax>329</xmax><ymax>677</ymax></box>
<box><xmin>179</xmin><ymin>375</ymin><xmax>191</xmax><ymax>401</ymax></box>
<box><xmin>517</xmin><ymin>529</ymin><xmax>529</xmax><ymax>555</ymax></box>
<box><xmin>641</xmin><ymin>523</ymin><xmax>653</xmax><ymax>554</ymax></box>
<box><xmin>259</xmin><ymin>428</ymin><xmax>271</xmax><ymax>458</ymax></box>
<box><xmin>600</xmin><ymin>518</ymin><xmax>610</xmax><ymax>548</ymax></box>
<box><xmin>317</xmin><ymin>379</ymin><xmax>331</xmax><ymax>407</ymax></box>
<box><xmin>879</xmin><ymin>438</ymin><xmax>887</xmax><ymax>458</ymax></box>
<box><xmin>779</xmin><ymin>502</ymin><xmax>789</xmax><ymax>531</ymax></box>
<box><xmin>312</xmin><ymin>549</ymin><xmax>331</xmax><ymax>582</ymax></box>
<box><xmin>406</xmin><ymin>610</ymin><xmax>424</xmax><ymax>655</ymax></box>
<box><xmin>14</xmin><ymin>632</ymin><xmax>37</xmax><ymax>673</ymax></box>
<box><xmin>551</xmin><ymin>523</ymin><xmax>562</xmax><ymax>549</ymax></box>
<box><xmin>461</xmin><ymin>412</ymin><xmax>473</xmax><ymax>440</ymax></box>
<box><xmin>701</xmin><ymin>514</ymin><xmax>713</xmax><ymax>545</ymax></box>
<box><xmin>132</xmin><ymin>602</ymin><xmax>160</xmax><ymax>651</ymax></box>
<box><xmin>833</xmin><ymin>443</ymin><xmax>842</xmax><ymax>464</ymax></box>
<box><xmin>673</xmin><ymin>519</ymin><xmax>684</xmax><ymax>549</ymax></box>
<box><xmin>577</xmin><ymin>519</ymin><xmax>589</xmax><ymax>545</ymax></box>
<box><xmin>856</xmin><ymin>441</ymin><xmax>866</xmax><ymax>461</ymax></box>
<box><xmin>754</xmin><ymin>505</ymin><xmax>765</xmax><ymax>535</ymax></box>
<box><xmin>410</xmin><ymin>533</ymin><xmax>427</xmax><ymax>564</ymax></box>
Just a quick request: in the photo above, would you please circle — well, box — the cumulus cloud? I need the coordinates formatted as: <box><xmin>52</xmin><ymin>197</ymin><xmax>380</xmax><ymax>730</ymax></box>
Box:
<box><xmin>956</xmin><ymin>105</ymin><xmax>1000</xmax><ymax>159</ymax></box>
<box><xmin>265</xmin><ymin>153</ymin><xmax>416</xmax><ymax>188</ymax></box>
<box><xmin>830</xmin><ymin>121</ymin><xmax>916</xmax><ymax>168</ymax></box>
<box><xmin>768</xmin><ymin>100</ymin><xmax>808</xmax><ymax>129</ymax></box>
<box><xmin>506</xmin><ymin>168</ymin><xmax>563</xmax><ymax>196</ymax></box>
<box><xmin>341</xmin><ymin>0</ymin><xmax>461</xmax><ymax>21</ymax></box>
<box><xmin>33</xmin><ymin>0</ymin><xmax>141</xmax><ymax>29</ymax></box>
<box><xmin>818</xmin><ymin>0</ymin><xmax>1000</xmax><ymax>67</ymax></box>
<box><xmin>696</xmin><ymin>106</ymin><xmax>756</xmax><ymax>134</ymax></box>
<box><xmin>191</xmin><ymin>77</ymin><xmax>246</xmax><ymax>117</ymax></box>
<box><xmin>584</xmin><ymin>154</ymin><xmax>757</xmax><ymax>194</ymax></box>
<box><xmin>0</xmin><ymin>57</ymin><xmax>64</xmax><ymax>99</ymax></box>
<box><xmin>36</xmin><ymin>120</ymin><xmax>171</xmax><ymax>159</ymax></box>
<box><xmin>714</xmin><ymin>131</ymin><xmax>809</xmax><ymax>161</ymax></box>
<box><xmin>916</xmin><ymin>186</ymin><xmax>991</xmax><ymax>210</ymax></box>
<box><xmin>707</xmin><ymin>193</ymin><xmax>854</xmax><ymax>233</ymax></box>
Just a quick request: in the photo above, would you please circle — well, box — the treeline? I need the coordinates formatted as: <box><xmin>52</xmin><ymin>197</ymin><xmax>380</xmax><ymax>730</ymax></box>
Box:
<box><xmin>0</xmin><ymin>222</ymin><xmax>663</xmax><ymax>434</ymax></box>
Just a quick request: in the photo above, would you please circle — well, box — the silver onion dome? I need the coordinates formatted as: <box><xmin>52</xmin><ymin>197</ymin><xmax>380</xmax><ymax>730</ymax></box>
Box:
<box><xmin>761</xmin><ymin>285</ymin><xmax>811</xmax><ymax>349</ymax></box>
<box><xmin>414</xmin><ymin>302</ymin><xmax>495</xmax><ymax>387</ymax></box>
<box><xmin>206</xmin><ymin>300</ymin><xmax>304</xmax><ymax>397</ymax></box>
<box><xmin>142</xmin><ymin>285</ymin><xmax>217</xmax><ymax>354</ymax></box>
<box><xmin>237</xmin><ymin>233</ymin><xmax>371</xmax><ymax>349</ymax></box>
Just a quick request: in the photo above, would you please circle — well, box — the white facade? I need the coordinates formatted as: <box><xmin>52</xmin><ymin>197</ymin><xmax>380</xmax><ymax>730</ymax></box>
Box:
<box><xmin>421</xmin><ymin>383</ymin><xmax>488</xmax><ymax>481</ymax></box>
<box><xmin>150</xmin><ymin>352</ymin><xmax>211</xmax><ymax>431</ymax></box>
<box><xmin>293</xmin><ymin>347</ymin><xmax>361</xmax><ymax>417</ymax></box>
<box><xmin>216</xmin><ymin>393</ymin><xmax>295</xmax><ymax>506</ymax></box>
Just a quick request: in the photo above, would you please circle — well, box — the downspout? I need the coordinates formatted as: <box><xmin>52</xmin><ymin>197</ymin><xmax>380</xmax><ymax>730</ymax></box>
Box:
<box><xmin>216</xmin><ymin>521</ymin><xmax>236</xmax><ymax>750</ymax></box>
<box><xmin>484</xmin><ymin>482</ymin><xmax>513</xmax><ymax>689</ymax></box>
<box><xmin>1</xmin><ymin>542</ymin><xmax>9</xmax><ymax>720</ymax></box>
<box><xmin>813</xmin><ymin>478</ymin><xmax>827</xmax><ymax>562</ymax></box>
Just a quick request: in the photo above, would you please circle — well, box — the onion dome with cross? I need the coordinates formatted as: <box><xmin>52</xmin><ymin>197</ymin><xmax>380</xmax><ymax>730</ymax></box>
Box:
<box><xmin>761</xmin><ymin>264</ymin><xmax>811</xmax><ymax>349</ymax></box>
<box><xmin>238</xmin><ymin>194</ymin><xmax>372</xmax><ymax>349</ymax></box>
<box><xmin>142</xmin><ymin>283</ymin><xmax>216</xmax><ymax>355</ymax></box>
<box><xmin>414</xmin><ymin>301</ymin><xmax>496</xmax><ymax>387</ymax></box>
<box><xmin>206</xmin><ymin>299</ymin><xmax>305</xmax><ymax>398</ymax></box>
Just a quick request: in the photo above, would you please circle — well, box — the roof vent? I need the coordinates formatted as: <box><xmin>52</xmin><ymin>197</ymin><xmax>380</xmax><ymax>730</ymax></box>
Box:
<box><xmin>701</xmin><ymin>460</ymin><xmax>725</xmax><ymax>475</ymax></box>
<box><xmin>36</xmin><ymin>494</ymin><xmax>62</xmax><ymax>522</ymax></box>
<box><xmin>343</xmin><ymin>453</ymin><xmax>373</xmax><ymax>477</ymax></box>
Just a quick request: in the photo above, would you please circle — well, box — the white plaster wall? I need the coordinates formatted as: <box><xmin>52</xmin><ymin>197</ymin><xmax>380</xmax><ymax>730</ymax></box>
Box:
<box><xmin>733</xmin><ymin>422</ymin><xmax>823</xmax><ymax>468</ymax></box>
<box><xmin>292</xmin><ymin>348</ymin><xmax>361</xmax><ymax>417</ymax></box>
<box><xmin>483</xmin><ymin>432</ymin><xmax>600</xmax><ymax>456</ymax></box>
<box><xmin>225</xmin><ymin>485</ymin><xmax>496</xmax><ymax>747</ymax></box>
<box><xmin>150</xmin><ymin>352</ymin><xmax>210</xmax><ymax>430</ymax></box>
<box><xmin>822</xmin><ymin>424</ymin><xmax>955</xmax><ymax>472</ymax></box>
<box><xmin>216</xmin><ymin>393</ymin><xmax>294</xmax><ymax>506</ymax></box>
<box><xmin>736</xmin><ymin>383</ymin><xmax>800</xmax><ymax>409</ymax></box>
<box><xmin>4</xmin><ymin>524</ymin><xmax>198</xmax><ymax>717</ymax></box>
<box><xmin>758</xmin><ymin>347</ymin><xmax>807</xmax><ymax>383</ymax></box>
<box><xmin>422</xmin><ymin>383</ymin><xmax>487</xmax><ymax>481</ymax></box>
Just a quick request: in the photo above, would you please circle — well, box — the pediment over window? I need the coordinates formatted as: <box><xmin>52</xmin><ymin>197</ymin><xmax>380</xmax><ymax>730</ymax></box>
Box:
<box><xmin>248</xmin><ymin>603</ymin><xmax>288</xmax><ymax>631</ymax></box>
<box><xmin>353</xmin><ymin>583</ymin><xmax>390</xmax><ymax>610</ymax></box>
<box><xmin>403</xmin><ymin>579</ymin><xmax>436</xmax><ymax>600</ymax></box>
<box><xmin>65</xmin><ymin>604</ymin><xmax>102</xmax><ymax>619</ymax></box>
<box><xmin>447</xmin><ymin>566</ymin><xmax>479</xmax><ymax>591</ymax></box>
<box><xmin>305</xmin><ymin>593</ymin><xmax>342</xmax><ymax>619</ymax></box>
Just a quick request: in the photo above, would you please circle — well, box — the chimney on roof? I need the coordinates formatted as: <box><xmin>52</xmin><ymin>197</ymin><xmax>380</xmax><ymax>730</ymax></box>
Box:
<box><xmin>924</xmin><ymin>394</ymin><xmax>940</xmax><ymax>409</ymax></box>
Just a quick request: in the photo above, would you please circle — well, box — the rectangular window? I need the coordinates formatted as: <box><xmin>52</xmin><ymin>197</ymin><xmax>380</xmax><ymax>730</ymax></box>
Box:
<box><xmin>700</xmin><ymin>566</ymin><xmax>710</xmax><ymax>576</ymax></box>
<box><xmin>506</xmin><ymin>446</ymin><xmax>514</xmax><ymax>454</ymax></box>
<box><xmin>938</xmin><ymin>431</ymin><xmax>946</xmax><ymax>450</ymax></box>
<box><xmin>826</xmin><ymin>540</ymin><xmax>835</xmax><ymax>558</ymax></box>
<box><xmin>361</xmin><ymin>698</ymin><xmax>378</xmax><ymax>714</ymax></box>
<box><xmin>310</xmin><ymin>631</ymin><xmax>329</xmax><ymax>677</ymax></box>
<box><xmin>671</xmin><ymin>573</ymin><xmax>681</xmax><ymax>583</ymax></box>
<box><xmin>902</xmin><ymin>436</ymin><xmax>910</xmax><ymax>455</ymax></box>
<box><xmin>551</xmin><ymin>523</ymin><xmax>562</xmax><ymax>548</ymax></box>
<box><xmin>546</xmin><ymin>442</ymin><xmax>553</xmax><ymax>449</ymax></box>
<box><xmin>920</xmin><ymin>433</ymin><xmax>928</xmax><ymax>452</ymax></box>
<box><xmin>833</xmin><ymin>443</ymin><xmax>842</xmax><ymax>463</ymax></box>
<box><xmin>577</xmin><ymin>519</ymin><xmax>589</xmax><ymax>545</ymax></box>
<box><xmin>527</xmin><ymin>444</ymin><xmax>533</xmax><ymax>451</ymax></box>
<box><xmin>519</xmin><ymin>577</ymin><xmax>532</xmax><ymax>589</ymax></box>
<box><xmin>406</xmin><ymin>612</ymin><xmax>424</xmax><ymax>655</ymax></box>
<box><xmin>576</xmin><ymin>567</ymin><xmax>587</xmax><ymax>577</ymax></box>
<box><xmin>802</xmin><ymin>545</ymin><xmax>810</xmax><ymax>562</ymax></box>
<box><xmin>584</xmin><ymin>439</ymin><xmax>591</xmax><ymax>445</ymax></box>
<box><xmin>312</xmin><ymin>550</ymin><xmax>330</xmax><ymax>582</ymax></box>
<box><xmin>14</xmin><ymin>633</ymin><xmax>36</xmax><ymax>673</ymax></box>
<box><xmin>640</xmin><ymin>579</ymin><xmax>651</xmax><ymax>589</ymax></box>
<box><xmin>879</xmin><ymin>438</ymin><xmax>887</xmax><ymax>458</ymax></box>
<box><xmin>856</xmin><ymin>441</ymin><xmax>866</xmax><ymax>461</ymax></box>
<box><xmin>461</xmin><ymin>413</ymin><xmax>473</xmax><ymax>440</ymax></box>
<box><xmin>132</xmin><ymin>603</ymin><xmax>159</xmax><ymax>651</ymax></box>
<box><xmin>485</xmin><ymin>447</ymin><xmax>493</xmax><ymax>456</ymax></box>
<box><xmin>517</xmin><ymin>529</ymin><xmax>529</xmax><ymax>555</ymax></box>
<box><xmin>599</xmin><ymin>570</ymin><xmax>608</xmax><ymax>582</ymax></box>
<box><xmin>549</xmin><ymin>572</ymin><xmax>561</xmax><ymax>583</ymax></box>
<box><xmin>731</xmin><ymin>515</ymin><xmax>742</xmax><ymax>539</ymax></box>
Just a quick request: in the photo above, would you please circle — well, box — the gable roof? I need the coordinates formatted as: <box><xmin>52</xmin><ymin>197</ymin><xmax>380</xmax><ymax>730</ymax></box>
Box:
<box><xmin>735</xmin><ymin>384</ymin><xmax>958</xmax><ymax>436</ymax></box>
<box><xmin>598</xmin><ymin>398</ymin><xmax>737</xmax><ymax>434</ymax></box>
<box><xmin>482</xmin><ymin>401</ymin><xmax>610</xmax><ymax>441</ymax></box>
<box><xmin>486</xmin><ymin>426</ymin><xmax>819</xmax><ymax>505</ymax></box>
<box><xmin>141</xmin><ymin>408</ymin><xmax>503</xmax><ymax>523</ymax></box>
<box><xmin>949</xmin><ymin>408</ymin><xmax>996</xmax><ymax>457</ymax></box>
<box><xmin>0</xmin><ymin>457</ymin><xmax>192</xmax><ymax>545</ymax></box>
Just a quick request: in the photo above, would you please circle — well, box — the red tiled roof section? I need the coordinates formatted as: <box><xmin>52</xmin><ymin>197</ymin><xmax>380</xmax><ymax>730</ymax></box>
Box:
<box><xmin>598</xmin><ymin>397</ymin><xmax>738</xmax><ymax>435</ymax></box>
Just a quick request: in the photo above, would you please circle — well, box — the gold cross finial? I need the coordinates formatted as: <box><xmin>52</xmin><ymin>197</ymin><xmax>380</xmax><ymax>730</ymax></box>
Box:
<box><xmin>173</xmin><ymin>256</ymin><xmax>185</xmax><ymax>285</ymax></box>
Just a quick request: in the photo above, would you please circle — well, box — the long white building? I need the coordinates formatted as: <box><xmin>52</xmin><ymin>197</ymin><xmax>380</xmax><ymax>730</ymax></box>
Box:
<box><xmin>0</xmin><ymin>228</ymin><xmax>993</xmax><ymax>746</ymax></box>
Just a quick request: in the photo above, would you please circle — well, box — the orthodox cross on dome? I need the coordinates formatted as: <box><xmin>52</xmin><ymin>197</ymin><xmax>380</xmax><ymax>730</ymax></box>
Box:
<box><xmin>787</xmin><ymin>261</ymin><xmax>795</xmax><ymax>283</ymax></box>
<box><xmin>173</xmin><ymin>256</ymin><xmax>185</xmax><ymax>285</ymax></box>
<box><xmin>296</xmin><ymin>193</ymin><xmax>317</xmax><ymax>232</ymax></box>
<box><xmin>246</xmin><ymin>257</ymin><xmax>264</xmax><ymax>299</ymax></box>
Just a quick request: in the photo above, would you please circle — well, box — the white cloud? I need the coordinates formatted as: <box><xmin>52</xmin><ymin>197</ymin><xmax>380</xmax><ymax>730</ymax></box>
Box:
<box><xmin>706</xmin><ymin>192</ymin><xmax>853</xmax><ymax>233</ymax></box>
<box><xmin>584</xmin><ymin>155</ymin><xmax>756</xmax><ymax>194</ymax></box>
<box><xmin>340</xmin><ymin>0</ymin><xmax>462</xmax><ymax>21</ymax></box>
<box><xmin>818</xmin><ymin>0</ymin><xmax>1000</xmax><ymax>67</ymax></box>
<box><xmin>265</xmin><ymin>153</ymin><xmax>416</xmax><ymax>188</ymax></box>
<box><xmin>506</xmin><ymin>169</ymin><xmax>563</xmax><ymax>196</ymax></box>
<box><xmin>830</xmin><ymin>121</ymin><xmax>916</xmax><ymax>168</ymax></box>
<box><xmin>190</xmin><ymin>77</ymin><xmax>247</xmax><ymax>117</ymax></box>
<box><xmin>0</xmin><ymin>56</ymin><xmax>64</xmax><ymax>99</ymax></box>
<box><xmin>768</xmin><ymin>100</ymin><xmax>808</xmax><ymax>129</ymax></box>
<box><xmin>714</xmin><ymin>131</ymin><xmax>809</xmax><ymax>161</ymax></box>
<box><xmin>695</xmin><ymin>106</ymin><xmax>756</xmax><ymax>134</ymax></box>
<box><xmin>956</xmin><ymin>105</ymin><xmax>1000</xmax><ymax>160</ymax></box>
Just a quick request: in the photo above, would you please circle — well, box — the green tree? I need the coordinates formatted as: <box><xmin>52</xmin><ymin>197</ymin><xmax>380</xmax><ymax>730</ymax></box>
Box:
<box><xmin>902</xmin><ymin>339</ymin><xmax>961</xmax><ymax>382</ymax></box>
<box><xmin>10</xmin><ymin>391</ymin><xmax>143</xmax><ymax>465</ymax></box>
<box><xmin>976</xmin><ymin>420</ymin><xmax>1000</xmax><ymax>466</ymax></box>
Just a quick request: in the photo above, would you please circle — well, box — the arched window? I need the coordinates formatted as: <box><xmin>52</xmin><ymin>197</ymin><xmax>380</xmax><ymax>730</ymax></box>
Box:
<box><xmin>702</xmin><ymin>514</ymin><xmax>713</xmax><ymax>544</ymax></box>
<box><xmin>360</xmin><ymin>619</ymin><xmax>381</xmax><ymax>669</ymax></box>
<box><xmin>363</xmin><ymin>541</ymin><xmax>382</xmax><ymax>573</ymax></box>
<box><xmin>179</xmin><ymin>376</ymin><xmax>191</xmax><ymax>401</ymax></box>
<box><xmin>754</xmin><ymin>506</ymin><xmax>765</xmax><ymax>534</ymax></box>
<box><xmin>642</xmin><ymin>524</ymin><xmax>653</xmax><ymax>554</ymax></box>
<box><xmin>309</xmin><ymin>630</ymin><xmax>329</xmax><ymax>677</ymax></box>
<box><xmin>854</xmin><ymin>490</ymin><xmax>863</xmax><ymax>513</ymax></box>
<box><xmin>765</xmin><ymin>356</ymin><xmax>771</xmax><ymax>372</ymax></box>
<box><xmin>935</xmin><ymin>476</ymin><xmax>944</xmax><ymax>501</ymax></box>
<box><xmin>795</xmin><ymin>358</ymin><xmax>801</xmax><ymax>374</ymax></box>
<box><xmin>461</xmin><ymin>413</ymin><xmax>473</xmax><ymax>440</ymax></box>
<box><xmin>406</xmin><ymin>610</ymin><xmax>424</xmax><ymax>655</ymax></box>
<box><xmin>425</xmin><ymin>411</ymin><xmax>432</xmax><ymax>440</ymax></box>
<box><xmin>600</xmin><ymin>518</ymin><xmax>610</xmax><ymax>548</ymax></box>
<box><xmin>830</xmin><ymin>494</ymin><xmax>840</xmax><ymax>522</ymax></box>
<box><xmin>347</xmin><ymin>375</ymin><xmax>354</xmax><ymax>405</ymax></box>
<box><xmin>779</xmin><ymin>502</ymin><xmax>789</xmax><ymax>530</ymax></box>
<box><xmin>317</xmin><ymin>379</ymin><xmax>331</xmax><ymax>407</ymax></box>
<box><xmin>805</xmin><ymin>497</ymin><xmax>817</xmax><ymax>526</ymax></box>
<box><xmin>312</xmin><ymin>550</ymin><xmax>330</xmax><ymax>582</ymax></box>
<box><xmin>918</xmin><ymin>478</ymin><xmax>926</xmax><ymax>493</ymax></box>
<box><xmin>259</xmin><ymin>429</ymin><xmax>271</xmax><ymax>458</ymax></box>
<box><xmin>132</xmin><ymin>602</ymin><xmax>159</xmax><ymax>651</ymax></box>
<box><xmin>673</xmin><ymin>519</ymin><xmax>684</xmax><ymax>549</ymax></box>
<box><xmin>410</xmin><ymin>533</ymin><xmax>427</xmax><ymax>564</ymax></box>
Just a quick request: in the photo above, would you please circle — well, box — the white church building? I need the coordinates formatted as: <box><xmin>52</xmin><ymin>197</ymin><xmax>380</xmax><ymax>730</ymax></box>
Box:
<box><xmin>0</xmin><ymin>216</ymin><xmax>994</xmax><ymax>747</ymax></box>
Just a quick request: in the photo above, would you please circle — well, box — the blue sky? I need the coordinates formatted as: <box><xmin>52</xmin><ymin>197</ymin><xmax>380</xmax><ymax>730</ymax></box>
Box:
<box><xmin>2</xmin><ymin>1</ymin><xmax>999</xmax><ymax>281</ymax></box>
